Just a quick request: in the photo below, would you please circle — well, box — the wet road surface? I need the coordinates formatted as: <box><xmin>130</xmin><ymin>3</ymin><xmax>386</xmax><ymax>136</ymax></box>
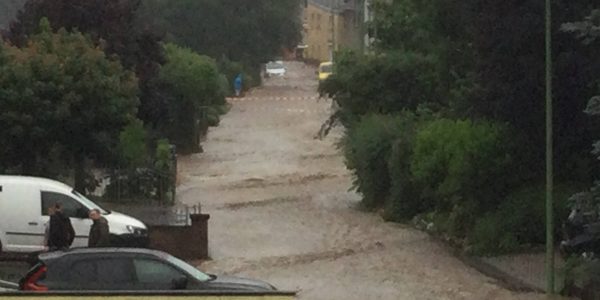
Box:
<box><xmin>177</xmin><ymin>62</ymin><xmax>550</xmax><ymax>300</ymax></box>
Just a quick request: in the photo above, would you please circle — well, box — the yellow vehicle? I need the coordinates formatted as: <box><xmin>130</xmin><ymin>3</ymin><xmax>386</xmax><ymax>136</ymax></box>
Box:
<box><xmin>317</xmin><ymin>62</ymin><xmax>333</xmax><ymax>81</ymax></box>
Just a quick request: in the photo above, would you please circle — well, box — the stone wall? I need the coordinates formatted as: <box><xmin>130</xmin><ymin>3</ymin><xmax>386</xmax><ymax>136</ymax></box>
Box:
<box><xmin>148</xmin><ymin>214</ymin><xmax>210</xmax><ymax>260</ymax></box>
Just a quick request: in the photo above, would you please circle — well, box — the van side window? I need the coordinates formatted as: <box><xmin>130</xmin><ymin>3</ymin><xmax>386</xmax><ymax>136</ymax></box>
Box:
<box><xmin>41</xmin><ymin>191</ymin><xmax>85</xmax><ymax>218</ymax></box>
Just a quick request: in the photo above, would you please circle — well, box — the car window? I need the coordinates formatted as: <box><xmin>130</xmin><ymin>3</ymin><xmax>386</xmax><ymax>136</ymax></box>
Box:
<box><xmin>72</xmin><ymin>190</ymin><xmax>108</xmax><ymax>214</ymax></box>
<box><xmin>41</xmin><ymin>191</ymin><xmax>85</xmax><ymax>218</ymax></box>
<box><xmin>134</xmin><ymin>258</ymin><xmax>185</xmax><ymax>285</ymax></box>
<box><xmin>320</xmin><ymin>65</ymin><xmax>332</xmax><ymax>73</ymax></box>
<box><xmin>164</xmin><ymin>255</ymin><xmax>211</xmax><ymax>282</ymax></box>
<box><xmin>267</xmin><ymin>63</ymin><xmax>284</xmax><ymax>69</ymax></box>
<box><xmin>99</xmin><ymin>258</ymin><xmax>135</xmax><ymax>285</ymax></box>
<box><xmin>68</xmin><ymin>258</ymin><xmax>134</xmax><ymax>289</ymax></box>
<box><xmin>69</xmin><ymin>260</ymin><xmax>97</xmax><ymax>285</ymax></box>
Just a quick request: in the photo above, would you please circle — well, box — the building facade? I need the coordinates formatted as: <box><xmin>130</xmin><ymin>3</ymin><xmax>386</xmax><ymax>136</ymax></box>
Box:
<box><xmin>301</xmin><ymin>0</ymin><xmax>364</xmax><ymax>63</ymax></box>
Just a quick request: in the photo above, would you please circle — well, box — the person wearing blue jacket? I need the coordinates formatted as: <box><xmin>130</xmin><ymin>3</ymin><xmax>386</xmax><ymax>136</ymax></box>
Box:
<box><xmin>234</xmin><ymin>73</ymin><xmax>243</xmax><ymax>97</ymax></box>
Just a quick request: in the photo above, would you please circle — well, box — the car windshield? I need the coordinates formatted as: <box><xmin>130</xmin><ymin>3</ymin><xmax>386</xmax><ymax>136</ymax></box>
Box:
<box><xmin>71</xmin><ymin>190</ymin><xmax>109</xmax><ymax>215</ymax></box>
<box><xmin>320</xmin><ymin>65</ymin><xmax>332</xmax><ymax>73</ymax></box>
<box><xmin>166</xmin><ymin>255</ymin><xmax>211</xmax><ymax>282</ymax></box>
<box><xmin>267</xmin><ymin>62</ymin><xmax>284</xmax><ymax>70</ymax></box>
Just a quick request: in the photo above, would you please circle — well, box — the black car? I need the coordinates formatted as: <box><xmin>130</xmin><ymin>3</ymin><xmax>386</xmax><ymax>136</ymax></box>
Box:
<box><xmin>20</xmin><ymin>248</ymin><xmax>276</xmax><ymax>291</ymax></box>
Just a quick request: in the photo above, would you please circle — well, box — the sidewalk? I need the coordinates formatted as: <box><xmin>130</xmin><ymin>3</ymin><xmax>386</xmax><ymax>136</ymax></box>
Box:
<box><xmin>480</xmin><ymin>252</ymin><xmax>565</xmax><ymax>293</ymax></box>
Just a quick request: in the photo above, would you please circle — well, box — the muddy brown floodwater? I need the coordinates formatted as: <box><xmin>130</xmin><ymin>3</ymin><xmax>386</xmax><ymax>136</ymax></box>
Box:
<box><xmin>177</xmin><ymin>62</ymin><xmax>550</xmax><ymax>300</ymax></box>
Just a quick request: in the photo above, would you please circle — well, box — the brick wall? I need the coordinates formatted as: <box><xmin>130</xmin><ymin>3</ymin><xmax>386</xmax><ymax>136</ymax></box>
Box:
<box><xmin>148</xmin><ymin>214</ymin><xmax>210</xmax><ymax>260</ymax></box>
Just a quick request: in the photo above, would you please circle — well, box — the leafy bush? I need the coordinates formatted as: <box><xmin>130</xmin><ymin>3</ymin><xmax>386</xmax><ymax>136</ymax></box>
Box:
<box><xmin>118</xmin><ymin>120</ymin><xmax>148</xmax><ymax>168</ymax></box>
<box><xmin>217</xmin><ymin>57</ymin><xmax>259</xmax><ymax>93</ymax></box>
<box><xmin>562</xmin><ymin>256</ymin><xmax>600</xmax><ymax>299</ymax></box>
<box><xmin>154</xmin><ymin>139</ymin><xmax>172</xmax><ymax>171</ymax></box>
<box><xmin>383</xmin><ymin>112</ymin><xmax>424</xmax><ymax>221</ymax></box>
<box><xmin>410</xmin><ymin>119</ymin><xmax>512</xmax><ymax>236</ymax></box>
<box><xmin>0</xmin><ymin>20</ymin><xmax>140</xmax><ymax>192</ymax></box>
<box><xmin>469</xmin><ymin>183</ymin><xmax>579</xmax><ymax>255</ymax></box>
<box><xmin>160</xmin><ymin>43</ymin><xmax>225</xmax><ymax>153</ymax></box>
<box><xmin>342</xmin><ymin>114</ymin><xmax>408</xmax><ymax>209</ymax></box>
<box><xmin>411</xmin><ymin>119</ymin><xmax>511</xmax><ymax>210</ymax></box>
<box><xmin>319</xmin><ymin>50</ymin><xmax>443</xmax><ymax>126</ymax></box>
<box><xmin>104</xmin><ymin>139</ymin><xmax>174</xmax><ymax>204</ymax></box>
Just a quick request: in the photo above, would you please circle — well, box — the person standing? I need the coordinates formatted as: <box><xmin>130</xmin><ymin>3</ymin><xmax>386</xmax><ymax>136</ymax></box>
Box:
<box><xmin>42</xmin><ymin>206</ymin><xmax>55</xmax><ymax>250</ymax></box>
<box><xmin>47</xmin><ymin>203</ymin><xmax>75</xmax><ymax>251</ymax></box>
<box><xmin>234</xmin><ymin>73</ymin><xmax>243</xmax><ymax>97</ymax></box>
<box><xmin>88</xmin><ymin>208</ymin><xmax>110</xmax><ymax>247</ymax></box>
<box><xmin>28</xmin><ymin>206</ymin><xmax>56</xmax><ymax>267</ymax></box>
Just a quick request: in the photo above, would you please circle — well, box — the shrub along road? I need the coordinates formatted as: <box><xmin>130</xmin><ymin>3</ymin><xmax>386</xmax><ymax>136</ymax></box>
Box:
<box><xmin>177</xmin><ymin>62</ymin><xmax>552</xmax><ymax>300</ymax></box>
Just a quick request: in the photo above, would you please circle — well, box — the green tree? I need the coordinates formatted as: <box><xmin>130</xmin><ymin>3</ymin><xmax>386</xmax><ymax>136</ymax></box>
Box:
<box><xmin>320</xmin><ymin>50</ymin><xmax>443</xmax><ymax>125</ymax></box>
<box><xmin>139</xmin><ymin>0</ymin><xmax>303</xmax><ymax>78</ymax></box>
<box><xmin>160</xmin><ymin>43</ymin><xmax>225</xmax><ymax>153</ymax></box>
<box><xmin>118</xmin><ymin>120</ymin><xmax>148</xmax><ymax>168</ymax></box>
<box><xmin>5</xmin><ymin>0</ymin><xmax>166</xmax><ymax>131</ymax></box>
<box><xmin>0</xmin><ymin>19</ymin><xmax>139</xmax><ymax>192</ymax></box>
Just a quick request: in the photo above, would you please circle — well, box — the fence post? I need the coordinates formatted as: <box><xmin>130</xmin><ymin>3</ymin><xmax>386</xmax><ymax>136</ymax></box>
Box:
<box><xmin>186</xmin><ymin>206</ymin><xmax>190</xmax><ymax>226</ymax></box>
<box><xmin>170</xmin><ymin>145</ymin><xmax>177</xmax><ymax>204</ymax></box>
<box><xmin>159</xmin><ymin>174</ymin><xmax>164</xmax><ymax>206</ymax></box>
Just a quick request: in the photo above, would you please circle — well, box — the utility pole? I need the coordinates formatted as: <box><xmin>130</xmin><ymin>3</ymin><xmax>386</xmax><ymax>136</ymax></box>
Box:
<box><xmin>545</xmin><ymin>0</ymin><xmax>555</xmax><ymax>294</ymax></box>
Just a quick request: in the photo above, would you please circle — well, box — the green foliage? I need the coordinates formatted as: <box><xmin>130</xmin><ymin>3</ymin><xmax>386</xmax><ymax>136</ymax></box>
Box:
<box><xmin>0</xmin><ymin>20</ymin><xmax>139</xmax><ymax>191</ymax></box>
<box><xmin>383</xmin><ymin>112</ymin><xmax>427</xmax><ymax>221</ymax></box>
<box><xmin>160</xmin><ymin>43</ymin><xmax>225</xmax><ymax>153</ymax></box>
<box><xmin>217</xmin><ymin>58</ymin><xmax>259</xmax><ymax>93</ymax></box>
<box><xmin>104</xmin><ymin>138</ymin><xmax>173</xmax><ymax>204</ymax></box>
<box><xmin>411</xmin><ymin>119</ymin><xmax>512</xmax><ymax>212</ymax></box>
<box><xmin>4</xmin><ymin>0</ymin><xmax>166</xmax><ymax>131</ymax></box>
<box><xmin>562</xmin><ymin>256</ymin><xmax>600</xmax><ymax>297</ymax></box>
<box><xmin>119</xmin><ymin>120</ymin><xmax>148</xmax><ymax>168</ymax></box>
<box><xmin>330</xmin><ymin>0</ymin><xmax>600</xmax><ymax>256</ymax></box>
<box><xmin>138</xmin><ymin>0</ymin><xmax>302</xmax><ymax>80</ymax></box>
<box><xmin>342</xmin><ymin>114</ymin><xmax>408</xmax><ymax>209</ymax></box>
<box><xmin>154</xmin><ymin>139</ymin><xmax>172</xmax><ymax>171</ymax></box>
<box><xmin>161</xmin><ymin>44</ymin><xmax>223</xmax><ymax>105</ymax></box>
<box><xmin>320</xmin><ymin>50</ymin><xmax>443</xmax><ymax>124</ymax></box>
<box><xmin>469</xmin><ymin>184</ymin><xmax>579</xmax><ymax>255</ymax></box>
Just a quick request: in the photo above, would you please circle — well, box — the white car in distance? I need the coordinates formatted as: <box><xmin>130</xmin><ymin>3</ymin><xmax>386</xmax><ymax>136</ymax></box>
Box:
<box><xmin>265</xmin><ymin>61</ymin><xmax>286</xmax><ymax>78</ymax></box>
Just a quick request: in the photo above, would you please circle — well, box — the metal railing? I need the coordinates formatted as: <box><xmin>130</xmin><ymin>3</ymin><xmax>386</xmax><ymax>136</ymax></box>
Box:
<box><xmin>101</xmin><ymin>203</ymin><xmax>201</xmax><ymax>226</ymax></box>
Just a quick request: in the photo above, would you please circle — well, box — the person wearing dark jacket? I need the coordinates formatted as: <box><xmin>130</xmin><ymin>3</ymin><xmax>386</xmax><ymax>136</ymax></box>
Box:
<box><xmin>88</xmin><ymin>208</ymin><xmax>110</xmax><ymax>247</ymax></box>
<box><xmin>47</xmin><ymin>203</ymin><xmax>75</xmax><ymax>251</ymax></box>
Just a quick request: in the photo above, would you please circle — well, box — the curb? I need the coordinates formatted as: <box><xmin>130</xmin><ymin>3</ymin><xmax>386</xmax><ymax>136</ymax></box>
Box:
<box><xmin>454</xmin><ymin>251</ymin><xmax>545</xmax><ymax>293</ymax></box>
<box><xmin>431</xmin><ymin>236</ymin><xmax>546</xmax><ymax>294</ymax></box>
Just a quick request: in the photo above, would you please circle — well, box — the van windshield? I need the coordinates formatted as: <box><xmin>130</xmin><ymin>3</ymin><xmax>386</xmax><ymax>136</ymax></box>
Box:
<box><xmin>71</xmin><ymin>190</ymin><xmax>109</xmax><ymax>215</ymax></box>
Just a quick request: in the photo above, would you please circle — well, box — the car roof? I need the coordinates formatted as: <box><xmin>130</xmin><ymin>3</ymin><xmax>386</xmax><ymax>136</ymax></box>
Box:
<box><xmin>319</xmin><ymin>62</ymin><xmax>333</xmax><ymax>67</ymax></box>
<box><xmin>39</xmin><ymin>248</ymin><xmax>168</xmax><ymax>262</ymax></box>
<box><xmin>0</xmin><ymin>175</ymin><xmax>74</xmax><ymax>194</ymax></box>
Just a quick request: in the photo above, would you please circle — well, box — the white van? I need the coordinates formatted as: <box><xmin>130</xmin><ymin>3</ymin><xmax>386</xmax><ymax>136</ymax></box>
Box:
<box><xmin>0</xmin><ymin>176</ymin><xmax>148</xmax><ymax>253</ymax></box>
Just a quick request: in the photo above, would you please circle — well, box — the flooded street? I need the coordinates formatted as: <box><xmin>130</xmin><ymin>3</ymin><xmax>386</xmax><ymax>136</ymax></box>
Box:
<box><xmin>177</xmin><ymin>62</ymin><xmax>547</xmax><ymax>300</ymax></box>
